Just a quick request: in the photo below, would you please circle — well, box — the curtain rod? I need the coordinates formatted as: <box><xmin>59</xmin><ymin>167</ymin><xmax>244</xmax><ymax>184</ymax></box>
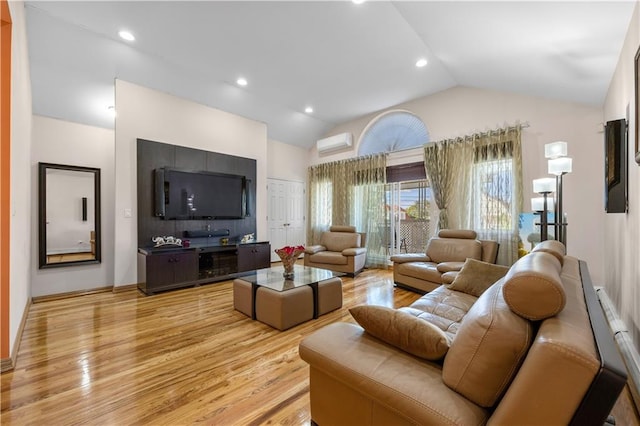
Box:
<box><xmin>434</xmin><ymin>121</ymin><xmax>530</xmax><ymax>143</ymax></box>
<box><xmin>385</xmin><ymin>121</ymin><xmax>530</xmax><ymax>156</ymax></box>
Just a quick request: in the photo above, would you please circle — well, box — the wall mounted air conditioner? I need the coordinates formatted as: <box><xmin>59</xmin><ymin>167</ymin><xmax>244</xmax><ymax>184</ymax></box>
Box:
<box><xmin>317</xmin><ymin>132</ymin><xmax>353</xmax><ymax>154</ymax></box>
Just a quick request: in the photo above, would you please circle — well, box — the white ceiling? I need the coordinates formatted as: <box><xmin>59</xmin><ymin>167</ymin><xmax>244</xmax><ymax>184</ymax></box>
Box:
<box><xmin>24</xmin><ymin>1</ymin><xmax>636</xmax><ymax>149</ymax></box>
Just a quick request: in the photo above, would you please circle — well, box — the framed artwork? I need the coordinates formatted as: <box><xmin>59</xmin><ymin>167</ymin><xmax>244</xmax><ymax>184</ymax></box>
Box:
<box><xmin>635</xmin><ymin>46</ymin><xmax>640</xmax><ymax>165</ymax></box>
<box><xmin>606</xmin><ymin>120</ymin><xmax>621</xmax><ymax>189</ymax></box>
<box><xmin>604</xmin><ymin>119</ymin><xmax>628</xmax><ymax>213</ymax></box>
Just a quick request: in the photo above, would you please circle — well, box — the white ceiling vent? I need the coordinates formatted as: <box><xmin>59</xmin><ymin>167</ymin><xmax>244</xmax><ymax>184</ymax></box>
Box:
<box><xmin>317</xmin><ymin>132</ymin><xmax>353</xmax><ymax>154</ymax></box>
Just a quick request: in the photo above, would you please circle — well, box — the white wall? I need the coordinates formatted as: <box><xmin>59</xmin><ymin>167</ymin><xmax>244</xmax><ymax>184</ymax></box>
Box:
<box><xmin>8</xmin><ymin>0</ymin><xmax>32</xmax><ymax>356</ymax></box>
<box><xmin>604</xmin><ymin>2</ymin><xmax>640</xmax><ymax>349</ymax></box>
<box><xmin>267</xmin><ymin>138</ymin><xmax>309</xmax><ymax>182</ymax></box>
<box><xmin>114</xmin><ymin>80</ymin><xmax>268</xmax><ymax>287</ymax></box>
<box><xmin>30</xmin><ymin>115</ymin><xmax>115</xmax><ymax>297</ymax></box>
<box><xmin>314</xmin><ymin>86</ymin><xmax>606</xmax><ymax>285</ymax></box>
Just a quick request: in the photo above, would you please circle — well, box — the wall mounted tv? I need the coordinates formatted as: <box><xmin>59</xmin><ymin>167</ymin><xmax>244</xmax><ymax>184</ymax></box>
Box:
<box><xmin>154</xmin><ymin>168</ymin><xmax>247</xmax><ymax>220</ymax></box>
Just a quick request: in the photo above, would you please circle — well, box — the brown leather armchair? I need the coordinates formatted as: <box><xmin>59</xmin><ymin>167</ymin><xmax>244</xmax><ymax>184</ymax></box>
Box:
<box><xmin>391</xmin><ymin>229</ymin><xmax>499</xmax><ymax>293</ymax></box>
<box><xmin>304</xmin><ymin>225</ymin><xmax>367</xmax><ymax>276</ymax></box>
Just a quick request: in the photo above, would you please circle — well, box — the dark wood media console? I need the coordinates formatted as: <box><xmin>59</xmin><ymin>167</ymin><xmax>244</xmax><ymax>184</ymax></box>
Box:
<box><xmin>137</xmin><ymin>241</ymin><xmax>270</xmax><ymax>295</ymax></box>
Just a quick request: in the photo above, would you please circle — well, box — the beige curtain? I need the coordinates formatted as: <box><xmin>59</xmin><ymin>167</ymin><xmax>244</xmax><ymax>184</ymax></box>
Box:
<box><xmin>423</xmin><ymin>140</ymin><xmax>470</xmax><ymax>231</ymax></box>
<box><xmin>307</xmin><ymin>154</ymin><xmax>387</xmax><ymax>268</ymax></box>
<box><xmin>424</xmin><ymin>125</ymin><xmax>523</xmax><ymax>265</ymax></box>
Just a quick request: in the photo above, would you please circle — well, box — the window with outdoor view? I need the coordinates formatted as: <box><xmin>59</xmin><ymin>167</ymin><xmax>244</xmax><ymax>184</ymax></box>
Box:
<box><xmin>473</xmin><ymin>159</ymin><xmax>514</xmax><ymax>230</ymax></box>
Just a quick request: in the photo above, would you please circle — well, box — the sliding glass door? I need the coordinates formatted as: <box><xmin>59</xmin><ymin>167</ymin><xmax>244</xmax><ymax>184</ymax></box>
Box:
<box><xmin>384</xmin><ymin>179</ymin><xmax>431</xmax><ymax>259</ymax></box>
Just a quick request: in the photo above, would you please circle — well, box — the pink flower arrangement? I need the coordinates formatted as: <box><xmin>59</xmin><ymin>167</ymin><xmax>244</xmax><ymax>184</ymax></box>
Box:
<box><xmin>275</xmin><ymin>245</ymin><xmax>305</xmax><ymax>258</ymax></box>
<box><xmin>275</xmin><ymin>245</ymin><xmax>305</xmax><ymax>278</ymax></box>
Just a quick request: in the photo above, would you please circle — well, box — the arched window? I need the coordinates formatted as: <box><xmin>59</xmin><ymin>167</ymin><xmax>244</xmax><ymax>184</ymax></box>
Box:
<box><xmin>357</xmin><ymin>110</ymin><xmax>429</xmax><ymax>156</ymax></box>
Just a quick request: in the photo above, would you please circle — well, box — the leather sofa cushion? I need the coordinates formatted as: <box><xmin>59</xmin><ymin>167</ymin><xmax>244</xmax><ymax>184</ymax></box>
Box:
<box><xmin>531</xmin><ymin>239</ymin><xmax>566</xmax><ymax>265</ymax></box>
<box><xmin>447</xmin><ymin>258</ymin><xmax>509</xmax><ymax>297</ymax></box>
<box><xmin>502</xmin><ymin>251</ymin><xmax>565</xmax><ymax>320</ymax></box>
<box><xmin>321</xmin><ymin>231</ymin><xmax>361</xmax><ymax>252</ymax></box>
<box><xmin>395</xmin><ymin>261</ymin><xmax>441</xmax><ymax>283</ymax></box>
<box><xmin>438</xmin><ymin>229</ymin><xmax>477</xmax><ymax>239</ymax></box>
<box><xmin>299</xmin><ymin>322</ymin><xmax>490</xmax><ymax>425</ymax></box>
<box><xmin>329</xmin><ymin>225</ymin><xmax>356</xmax><ymax>233</ymax></box>
<box><xmin>350</xmin><ymin>305</ymin><xmax>451</xmax><ymax>360</ymax></box>
<box><xmin>404</xmin><ymin>286</ymin><xmax>477</xmax><ymax>337</ymax></box>
<box><xmin>426</xmin><ymin>237</ymin><xmax>482</xmax><ymax>263</ymax></box>
<box><xmin>442</xmin><ymin>279</ymin><xmax>533</xmax><ymax>407</ymax></box>
<box><xmin>308</xmin><ymin>251</ymin><xmax>348</xmax><ymax>265</ymax></box>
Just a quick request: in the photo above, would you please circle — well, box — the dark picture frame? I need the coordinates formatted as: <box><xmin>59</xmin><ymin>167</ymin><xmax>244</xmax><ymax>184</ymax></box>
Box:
<box><xmin>635</xmin><ymin>46</ymin><xmax>640</xmax><ymax>165</ymax></box>
<box><xmin>606</xmin><ymin>122</ymin><xmax>621</xmax><ymax>189</ymax></box>
<box><xmin>605</xmin><ymin>119</ymin><xmax>628</xmax><ymax>213</ymax></box>
<box><xmin>38</xmin><ymin>162</ymin><xmax>102</xmax><ymax>268</ymax></box>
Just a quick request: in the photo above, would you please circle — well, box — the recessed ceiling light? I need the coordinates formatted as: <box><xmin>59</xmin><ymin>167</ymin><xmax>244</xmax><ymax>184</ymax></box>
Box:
<box><xmin>118</xmin><ymin>30</ymin><xmax>135</xmax><ymax>42</ymax></box>
<box><xmin>352</xmin><ymin>0</ymin><xmax>366</xmax><ymax>4</ymax></box>
<box><xmin>305</xmin><ymin>106</ymin><xmax>313</xmax><ymax>114</ymax></box>
<box><xmin>416</xmin><ymin>58</ymin><xmax>428</xmax><ymax>68</ymax></box>
<box><xmin>237</xmin><ymin>77</ymin><xmax>248</xmax><ymax>87</ymax></box>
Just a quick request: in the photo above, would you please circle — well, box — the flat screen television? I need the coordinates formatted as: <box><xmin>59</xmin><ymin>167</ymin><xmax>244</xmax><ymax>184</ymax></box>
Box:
<box><xmin>154</xmin><ymin>168</ymin><xmax>247</xmax><ymax>219</ymax></box>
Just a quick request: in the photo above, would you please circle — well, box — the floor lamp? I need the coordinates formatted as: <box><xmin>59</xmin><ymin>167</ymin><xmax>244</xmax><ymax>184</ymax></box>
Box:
<box><xmin>545</xmin><ymin>141</ymin><xmax>572</xmax><ymax>247</ymax></box>
<box><xmin>532</xmin><ymin>178</ymin><xmax>556</xmax><ymax>241</ymax></box>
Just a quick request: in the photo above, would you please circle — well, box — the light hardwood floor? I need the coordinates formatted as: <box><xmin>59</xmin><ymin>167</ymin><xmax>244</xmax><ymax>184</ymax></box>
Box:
<box><xmin>1</xmin><ymin>268</ymin><xmax>421</xmax><ymax>424</ymax></box>
<box><xmin>2</xmin><ymin>268</ymin><xmax>638</xmax><ymax>425</ymax></box>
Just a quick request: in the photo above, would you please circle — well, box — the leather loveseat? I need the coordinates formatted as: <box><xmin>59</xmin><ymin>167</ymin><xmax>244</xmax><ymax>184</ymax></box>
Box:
<box><xmin>304</xmin><ymin>225</ymin><xmax>367</xmax><ymax>276</ymax></box>
<box><xmin>391</xmin><ymin>229</ymin><xmax>499</xmax><ymax>293</ymax></box>
<box><xmin>299</xmin><ymin>240</ymin><xmax>627</xmax><ymax>425</ymax></box>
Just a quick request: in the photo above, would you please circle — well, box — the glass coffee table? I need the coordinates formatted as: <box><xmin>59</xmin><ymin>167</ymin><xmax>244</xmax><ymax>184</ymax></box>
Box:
<box><xmin>238</xmin><ymin>264</ymin><xmax>343</xmax><ymax>320</ymax></box>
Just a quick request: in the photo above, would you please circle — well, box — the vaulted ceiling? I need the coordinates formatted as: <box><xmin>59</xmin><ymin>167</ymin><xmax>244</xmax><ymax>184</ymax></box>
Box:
<box><xmin>25</xmin><ymin>1</ymin><xmax>636</xmax><ymax>148</ymax></box>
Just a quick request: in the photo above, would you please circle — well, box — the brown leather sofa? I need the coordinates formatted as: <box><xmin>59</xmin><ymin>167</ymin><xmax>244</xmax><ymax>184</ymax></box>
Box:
<box><xmin>304</xmin><ymin>225</ymin><xmax>367</xmax><ymax>276</ymax></box>
<box><xmin>299</xmin><ymin>240</ymin><xmax>627</xmax><ymax>425</ymax></box>
<box><xmin>391</xmin><ymin>229</ymin><xmax>499</xmax><ymax>293</ymax></box>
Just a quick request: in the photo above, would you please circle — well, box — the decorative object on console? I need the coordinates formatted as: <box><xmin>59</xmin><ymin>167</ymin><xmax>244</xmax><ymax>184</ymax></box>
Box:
<box><xmin>152</xmin><ymin>236</ymin><xmax>182</xmax><ymax>247</ymax></box>
<box><xmin>241</xmin><ymin>233</ymin><xmax>255</xmax><ymax>243</ymax></box>
<box><xmin>275</xmin><ymin>245</ymin><xmax>305</xmax><ymax>279</ymax></box>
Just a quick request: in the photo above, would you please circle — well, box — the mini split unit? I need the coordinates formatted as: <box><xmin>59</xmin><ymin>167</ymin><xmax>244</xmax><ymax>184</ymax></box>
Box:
<box><xmin>316</xmin><ymin>132</ymin><xmax>353</xmax><ymax>154</ymax></box>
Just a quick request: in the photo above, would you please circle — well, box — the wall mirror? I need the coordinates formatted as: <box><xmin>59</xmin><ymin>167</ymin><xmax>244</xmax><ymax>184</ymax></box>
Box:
<box><xmin>39</xmin><ymin>162</ymin><xmax>101</xmax><ymax>268</ymax></box>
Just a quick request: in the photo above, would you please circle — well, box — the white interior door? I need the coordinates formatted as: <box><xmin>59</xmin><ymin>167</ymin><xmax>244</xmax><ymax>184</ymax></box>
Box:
<box><xmin>267</xmin><ymin>179</ymin><xmax>306</xmax><ymax>262</ymax></box>
<box><xmin>286</xmin><ymin>181</ymin><xmax>305</xmax><ymax>247</ymax></box>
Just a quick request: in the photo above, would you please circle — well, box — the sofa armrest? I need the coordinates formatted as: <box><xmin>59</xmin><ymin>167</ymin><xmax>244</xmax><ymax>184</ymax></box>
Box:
<box><xmin>305</xmin><ymin>245</ymin><xmax>326</xmax><ymax>254</ymax></box>
<box><xmin>441</xmin><ymin>271</ymin><xmax>458</xmax><ymax>284</ymax></box>
<box><xmin>342</xmin><ymin>247</ymin><xmax>367</xmax><ymax>256</ymax></box>
<box><xmin>390</xmin><ymin>253</ymin><xmax>431</xmax><ymax>263</ymax></box>
<box><xmin>437</xmin><ymin>261</ymin><xmax>466</xmax><ymax>273</ymax></box>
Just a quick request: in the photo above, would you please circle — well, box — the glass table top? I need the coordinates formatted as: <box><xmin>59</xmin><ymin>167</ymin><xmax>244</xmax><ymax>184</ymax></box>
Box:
<box><xmin>240</xmin><ymin>264</ymin><xmax>343</xmax><ymax>292</ymax></box>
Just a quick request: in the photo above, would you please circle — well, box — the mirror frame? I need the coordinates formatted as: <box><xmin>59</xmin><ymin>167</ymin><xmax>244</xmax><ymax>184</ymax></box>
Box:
<box><xmin>38</xmin><ymin>162</ymin><xmax>101</xmax><ymax>268</ymax></box>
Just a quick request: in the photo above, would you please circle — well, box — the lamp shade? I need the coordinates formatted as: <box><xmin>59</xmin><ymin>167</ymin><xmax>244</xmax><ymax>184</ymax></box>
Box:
<box><xmin>531</xmin><ymin>196</ymin><xmax>555</xmax><ymax>211</ymax></box>
<box><xmin>533</xmin><ymin>178</ymin><xmax>555</xmax><ymax>193</ymax></box>
<box><xmin>548</xmin><ymin>157</ymin><xmax>572</xmax><ymax>175</ymax></box>
<box><xmin>545</xmin><ymin>141</ymin><xmax>568</xmax><ymax>159</ymax></box>
<box><xmin>531</xmin><ymin>197</ymin><xmax>544</xmax><ymax>211</ymax></box>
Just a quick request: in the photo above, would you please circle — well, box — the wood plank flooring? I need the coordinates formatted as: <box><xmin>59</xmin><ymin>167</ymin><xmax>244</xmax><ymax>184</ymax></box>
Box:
<box><xmin>2</xmin><ymin>267</ymin><xmax>638</xmax><ymax>425</ymax></box>
<box><xmin>0</xmin><ymin>268</ymin><xmax>421</xmax><ymax>425</ymax></box>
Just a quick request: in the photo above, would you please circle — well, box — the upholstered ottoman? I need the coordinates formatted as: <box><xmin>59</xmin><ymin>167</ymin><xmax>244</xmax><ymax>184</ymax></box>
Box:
<box><xmin>255</xmin><ymin>286</ymin><xmax>314</xmax><ymax>331</ymax></box>
<box><xmin>317</xmin><ymin>277</ymin><xmax>343</xmax><ymax>315</ymax></box>
<box><xmin>232</xmin><ymin>279</ymin><xmax>253</xmax><ymax>317</ymax></box>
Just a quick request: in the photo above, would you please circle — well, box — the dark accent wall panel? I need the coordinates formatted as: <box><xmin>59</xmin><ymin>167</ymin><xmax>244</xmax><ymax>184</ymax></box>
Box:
<box><xmin>136</xmin><ymin>139</ymin><xmax>257</xmax><ymax>247</ymax></box>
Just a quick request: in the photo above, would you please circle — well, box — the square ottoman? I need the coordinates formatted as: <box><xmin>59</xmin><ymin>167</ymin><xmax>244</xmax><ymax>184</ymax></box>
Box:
<box><xmin>233</xmin><ymin>278</ymin><xmax>253</xmax><ymax>317</ymax></box>
<box><xmin>255</xmin><ymin>285</ymin><xmax>313</xmax><ymax>331</ymax></box>
<box><xmin>317</xmin><ymin>277</ymin><xmax>343</xmax><ymax>315</ymax></box>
